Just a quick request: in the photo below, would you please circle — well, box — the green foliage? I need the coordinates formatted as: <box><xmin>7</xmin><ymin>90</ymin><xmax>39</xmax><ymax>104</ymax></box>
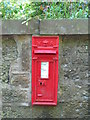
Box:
<box><xmin>0</xmin><ymin>0</ymin><xmax>89</xmax><ymax>20</ymax></box>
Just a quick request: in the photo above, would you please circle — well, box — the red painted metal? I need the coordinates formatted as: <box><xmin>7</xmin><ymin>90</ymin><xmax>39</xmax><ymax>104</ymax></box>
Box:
<box><xmin>32</xmin><ymin>36</ymin><xmax>59</xmax><ymax>106</ymax></box>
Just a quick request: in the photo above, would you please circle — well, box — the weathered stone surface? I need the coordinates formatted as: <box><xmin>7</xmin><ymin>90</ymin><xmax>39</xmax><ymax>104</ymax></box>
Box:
<box><xmin>21</xmin><ymin>36</ymin><xmax>31</xmax><ymax>71</ymax></box>
<box><xmin>2</xmin><ymin>87</ymin><xmax>29</xmax><ymax>103</ymax></box>
<box><xmin>40</xmin><ymin>19</ymin><xmax>88</xmax><ymax>34</ymax></box>
<box><xmin>9</xmin><ymin>35</ymin><xmax>31</xmax><ymax>89</ymax></box>
<box><xmin>0</xmin><ymin>19</ymin><xmax>88</xmax><ymax>35</ymax></box>
<box><xmin>59</xmin><ymin>35</ymin><xmax>88</xmax><ymax>104</ymax></box>
<box><xmin>1</xmin><ymin>19</ymin><xmax>39</xmax><ymax>35</ymax></box>
<box><xmin>0</xmin><ymin>36</ymin><xmax>2</xmax><ymax>85</ymax></box>
<box><xmin>0</xmin><ymin>82</ymin><xmax>2</xmax><ymax>120</ymax></box>
<box><xmin>10</xmin><ymin>72</ymin><xmax>30</xmax><ymax>88</ymax></box>
<box><xmin>2</xmin><ymin>35</ymin><xmax>89</xmax><ymax>118</ymax></box>
<box><xmin>2</xmin><ymin>102</ymin><xmax>88</xmax><ymax>118</ymax></box>
<box><xmin>2</xmin><ymin>36</ymin><xmax>18</xmax><ymax>83</ymax></box>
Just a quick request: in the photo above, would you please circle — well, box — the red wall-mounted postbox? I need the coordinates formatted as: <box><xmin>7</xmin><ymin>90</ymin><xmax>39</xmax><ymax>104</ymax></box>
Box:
<box><xmin>32</xmin><ymin>36</ymin><xmax>59</xmax><ymax>105</ymax></box>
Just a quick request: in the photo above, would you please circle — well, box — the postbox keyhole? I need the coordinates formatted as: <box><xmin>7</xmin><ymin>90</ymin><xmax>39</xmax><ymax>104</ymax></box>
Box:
<box><xmin>40</xmin><ymin>82</ymin><xmax>42</xmax><ymax>85</ymax></box>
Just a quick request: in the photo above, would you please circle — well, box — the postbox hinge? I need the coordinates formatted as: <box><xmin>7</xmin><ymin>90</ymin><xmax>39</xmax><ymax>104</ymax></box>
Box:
<box><xmin>53</xmin><ymin>45</ymin><xmax>58</xmax><ymax>48</ymax></box>
<box><xmin>53</xmin><ymin>57</ymin><xmax>58</xmax><ymax>60</ymax></box>
<box><xmin>32</xmin><ymin>57</ymin><xmax>37</xmax><ymax>60</ymax></box>
<box><xmin>32</xmin><ymin>45</ymin><xmax>37</xmax><ymax>47</ymax></box>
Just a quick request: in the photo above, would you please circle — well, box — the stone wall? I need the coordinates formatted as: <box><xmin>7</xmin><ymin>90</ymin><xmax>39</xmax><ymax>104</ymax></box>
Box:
<box><xmin>2</xmin><ymin>35</ymin><xmax>32</xmax><ymax>105</ymax></box>
<box><xmin>2</xmin><ymin>36</ymin><xmax>18</xmax><ymax>83</ymax></box>
<box><xmin>1</xmin><ymin>34</ymin><xmax>89</xmax><ymax>118</ymax></box>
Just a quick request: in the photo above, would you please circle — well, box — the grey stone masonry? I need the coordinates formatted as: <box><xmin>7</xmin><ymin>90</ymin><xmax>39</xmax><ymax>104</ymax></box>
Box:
<box><xmin>1</xmin><ymin>34</ymin><xmax>89</xmax><ymax>118</ymax></box>
<box><xmin>40</xmin><ymin>19</ymin><xmax>88</xmax><ymax>34</ymax></box>
<box><xmin>0</xmin><ymin>19</ymin><xmax>88</xmax><ymax>35</ymax></box>
<box><xmin>0</xmin><ymin>19</ymin><xmax>89</xmax><ymax>119</ymax></box>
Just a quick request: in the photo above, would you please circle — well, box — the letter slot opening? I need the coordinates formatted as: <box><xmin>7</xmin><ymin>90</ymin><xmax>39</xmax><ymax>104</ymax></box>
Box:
<box><xmin>34</xmin><ymin>50</ymin><xmax>56</xmax><ymax>54</ymax></box>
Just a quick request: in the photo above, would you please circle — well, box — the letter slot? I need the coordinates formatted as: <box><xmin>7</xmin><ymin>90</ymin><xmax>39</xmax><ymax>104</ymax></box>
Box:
<box><xmin>34</xmin><ymin>50</ymin><xmax>57</xmax><ymax>54</ymax></box>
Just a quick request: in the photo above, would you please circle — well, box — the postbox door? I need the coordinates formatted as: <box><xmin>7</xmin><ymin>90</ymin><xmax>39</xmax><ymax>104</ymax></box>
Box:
<box><xmin>32</xmin><ymin>36</ymin><xmax>59</xmax><ymax>105</ymax></box>
<box><xmin>35</xmin><ymin>59</ymin><xmax>55</xmax><ymax>102</ymax></box>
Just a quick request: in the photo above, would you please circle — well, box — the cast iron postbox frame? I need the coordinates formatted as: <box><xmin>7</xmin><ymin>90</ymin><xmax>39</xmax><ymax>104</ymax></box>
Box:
<box><xmin>32</xmin><ymin>36</ymin><xmax>59</xmax><ymax>106</ymax></box>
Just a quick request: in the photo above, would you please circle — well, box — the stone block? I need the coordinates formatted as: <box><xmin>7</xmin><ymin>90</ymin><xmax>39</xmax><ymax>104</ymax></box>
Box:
<box><xmin>2</xmin><ymin>87</ymin><xmax>29</xmax><ymax>103</ymax></box>
<box><xmin>10</xmin><ymin>72</ymin><xmax>30</xmax><ymax>88</ymax></box>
